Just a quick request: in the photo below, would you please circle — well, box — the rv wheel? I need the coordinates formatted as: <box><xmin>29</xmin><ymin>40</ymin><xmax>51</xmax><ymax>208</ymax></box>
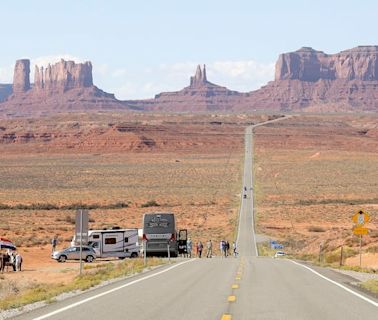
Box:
<box><xmin>86</xmin><ymin>255</ymin><xmax>94</xmax><ymax>263</ymax></box>
<box><xmin>130</xmin><ymin>252</ymin><xmax>138</xmax><ymax>258</ymax></box>
<box><xmin>58</xmin><ymin>255</ymin><xmax>67</xmax><ymax>263</ymax></box>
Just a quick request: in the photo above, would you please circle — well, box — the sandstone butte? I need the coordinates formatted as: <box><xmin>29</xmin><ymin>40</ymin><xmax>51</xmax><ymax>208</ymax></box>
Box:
<box><xmin>0</xmin><ymin>59</ymin><xmax>131</xmax><ymax>117</ymax></box>
<box><xmin>1</xmin><ymin>45</ymin><xmax>378</xmax><ymax>115</ymax></box>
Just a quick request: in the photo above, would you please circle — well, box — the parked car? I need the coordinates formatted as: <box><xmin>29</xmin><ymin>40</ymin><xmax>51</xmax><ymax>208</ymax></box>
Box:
<box><xmin>52</xmin><ymin>246</ymin><xmax>96</xmax><ymax>263</ymax></box>
<box><xmin>274</xmin><ymin>251</ymin><xmax>286</xmax><ymax>258</ymax></box>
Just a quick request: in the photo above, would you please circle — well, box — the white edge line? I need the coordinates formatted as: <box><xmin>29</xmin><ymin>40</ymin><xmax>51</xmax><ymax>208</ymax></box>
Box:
<box><xmin>291</xmin><ymin>260</ymin><xmax>378</xmax><ymax>308</ymax></box>
<box><xmin>32</xmin><ymin>259</ymin><xmax>195</xmax><ymax>320</ymax></box>
<box><xmin>250</xmin><ymin>126</ymin><xmax>258</xmax><ymax>257</ymax></box>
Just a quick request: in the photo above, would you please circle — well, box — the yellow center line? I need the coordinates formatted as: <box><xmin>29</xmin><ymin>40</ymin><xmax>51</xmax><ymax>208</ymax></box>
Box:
<box><xmin>235</xmin><ymin>276</ymin><xmax>241</xmax><ymax>280</ymax></box>
<box><xmin>231</xmin><ymin>284</ymin><xmax>239</xmax><ymax>289</ymax></box>
<box><xmin>221</xmin><ymin>314</ymin><xmax>232</xmax><ymax>320</ymax></box>
<box><xmin>228</xmin><ymin>295</ymin><xmax>236</xmax><ymax>302</ymax></box>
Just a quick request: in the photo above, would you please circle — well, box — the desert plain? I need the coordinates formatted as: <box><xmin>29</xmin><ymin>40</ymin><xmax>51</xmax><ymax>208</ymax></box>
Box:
<box><xmin>0</xmin><ymin>111</ymin><xmax>377</xmax><ymax>301</ymax></box>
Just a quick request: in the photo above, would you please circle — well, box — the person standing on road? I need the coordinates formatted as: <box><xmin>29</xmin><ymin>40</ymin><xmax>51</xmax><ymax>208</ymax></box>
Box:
<box><xmin>232</xmin><ymin>241</ymin><xmax>238</xmax><ymax>257</ymax></box>
<box><xmin>187</xmin><ymin>238</ymin><xmax>192</xmax><ymax>258</ymax></box>
<box><xmin>226</xmin><ymin>241</ymin><xmax>230</xmax><ymax>257</ymax></box>
<box><xmin>206</xmin><ymin>240</ymin><xmax>212</xmax><ymax>258</ymax></box>
<box><xmin>197</xmin><ymin>241</ymin><xmax>203</xmax><ymax>258</ymax></box>
<box><xmin>222</xmin><ymin>240</ymin><xmax>227</xmax><ymax>258</ymax></box>
<box><xmin>220</xmin><ymin>240</ymin><xmax>224</xmax><ymax>257</ymax></box>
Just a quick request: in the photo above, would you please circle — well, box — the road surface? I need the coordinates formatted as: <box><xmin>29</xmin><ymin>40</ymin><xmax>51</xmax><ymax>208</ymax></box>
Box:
<box><xmin>14</xmin><ymin>118</ymin><xmax>377</xmax><ymax>320</ymax></box>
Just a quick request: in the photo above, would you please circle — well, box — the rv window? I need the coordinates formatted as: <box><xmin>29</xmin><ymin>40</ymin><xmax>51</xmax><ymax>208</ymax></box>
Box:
<box><xmin>125</xmin><ymin>237</ymin><xmax>128</xmax><ymax>243</ymax></box>
<box><xmin>105</xmin><ymin>238</ymin><xmax>116</xmax><ymax>245</ymax></box>
<box><xmin>93</xmin><ymin>235</ymin><xmax>100</xmax><ymax>239</ymax></box>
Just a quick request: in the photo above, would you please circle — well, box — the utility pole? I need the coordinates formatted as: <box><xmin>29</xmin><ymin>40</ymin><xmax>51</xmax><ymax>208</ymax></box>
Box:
<box><xmin>79</xmin><ymin>209</ymin><xmax>83</xmax><ymax>276</ymax></box>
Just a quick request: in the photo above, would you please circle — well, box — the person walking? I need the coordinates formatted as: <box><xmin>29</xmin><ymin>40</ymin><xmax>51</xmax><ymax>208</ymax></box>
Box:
<box><xmin>226</xmin><ymin>241</ymin><xmax>230</xmax><ymax>257</ymax></box>
<box><xmin>197</xmin><ymin>241</ymin><xmax>203</xmax><ymax>258</ymax></box>
<box><xmin>15</xmin><ymin>252</ymin><xmax>23</xmax><ymax>271</ymax></box>
<box><xmin>232</xmin><ymin>241</ymin><xmax>238</xmax><ymax>257</ymax></box>
<box><xmin>187</xmin><ymin>238</ymin><xmax>193</xmax><ymax>258</ymax></box>
<box><xmin>206</xmin><ymin>240</ymin><xmax>213</xmax><ymax>258</ymax></box>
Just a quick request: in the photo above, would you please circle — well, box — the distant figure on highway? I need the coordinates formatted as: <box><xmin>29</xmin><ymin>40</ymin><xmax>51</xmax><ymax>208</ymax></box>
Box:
<box><xmin>244</xmin><ymin>186</ymin><xmax>247</xmax><ymax>191</ymax></box>
<box><xmin>220</xmin><ymin>240</ymin><xmax>224</xmax><ymax>257</ymax></box>
<box><xmin>51</xmin><ymin>236</ymin><xmax>58</xmax><ymax>253</ymax></box>
<box><xmin>225</xmin><ymin>241</ymin><xmax>230</xmax><ymax>257</ymax></box>
<box><xmin>15</xmin><ymin>252</ymin><xmax>23</xmax><ymax>271</ymax></box>
<box><xmin>232</xmin><ymin>242</ymin><xmax>238</xmax><ymax>257</ymax></box>
<box><xmin>187</xmin><ymin>238</ymin><xmax>193</xmax><ymax>258</ymax></box>
<box><xmin>206</xmin><ymin>240</ymin><xmax>212</xmax><ymax>258</ymax></box>
<box><xmin>197</xmin><ymin>241</ymin><xmax>203</xmax><ymax>258</ymax></box>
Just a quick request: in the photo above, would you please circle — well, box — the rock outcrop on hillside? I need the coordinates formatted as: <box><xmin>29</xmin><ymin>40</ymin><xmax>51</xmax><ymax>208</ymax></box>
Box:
<box><xmin>1</xmin><ymin>59</ymin><xmax>129</xmax><ymax>117</ymax></box>
<box><xmin>126</xmin><ymin>65</ymin><xmax>246</xmax><ymax>112</ymax></box>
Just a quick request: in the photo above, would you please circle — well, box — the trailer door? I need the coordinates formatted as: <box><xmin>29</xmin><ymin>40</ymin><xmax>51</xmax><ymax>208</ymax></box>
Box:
<box><xmin>102</xmin><ymin>232</ymin><xmax>123</xmax><ymax>252</ymax></box>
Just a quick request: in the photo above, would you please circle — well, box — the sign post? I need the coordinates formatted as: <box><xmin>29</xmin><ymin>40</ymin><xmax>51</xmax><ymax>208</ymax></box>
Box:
<box><xmin>75</xmin><ymin>209</ymin><xmax>89</xmax><ymax>275</ymax></box>
<box><xmin>143</xmin><ymin>240</ymin><xmax>147</xmax><ymax>267</ymax></box>
<box><xmin>352</xmin><ymin>209</ymin><xmax>369</xmax><ymax>268</ymax></box>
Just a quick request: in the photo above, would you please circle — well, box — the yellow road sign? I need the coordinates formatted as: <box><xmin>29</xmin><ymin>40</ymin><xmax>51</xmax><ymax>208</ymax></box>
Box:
<box><xmin>353</xmin><ymin>226</ymin><xmax>368</xmax><ymax>235</ymax></box>
<box><xmin>352</xmin><ymin>210</ymin><xmax>370</xmax><ymax>226</ymax></box>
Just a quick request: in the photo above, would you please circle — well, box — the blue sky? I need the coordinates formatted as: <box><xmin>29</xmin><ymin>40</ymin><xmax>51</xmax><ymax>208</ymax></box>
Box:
<box><xmin>1</xmin><ymin>0</ymin><xmax>377</xmax><ymax>99</ymax></box>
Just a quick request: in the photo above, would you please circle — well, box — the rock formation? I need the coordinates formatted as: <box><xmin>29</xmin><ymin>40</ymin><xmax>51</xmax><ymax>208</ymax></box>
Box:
<box><xmin>34</xmin><ymin>59</ymin><xmax>93</xmax><ymax>93</ymax></box>
<box><xmin>13</xmin><ymin>59</ymin><xmax>31</xmax><ymax>93</ymax></box>
<box><xmin>126</xmin><ymin>64</ymin><xmax>246</xmax><ymax>112</ymax></box>
<box><xmin>275</xmin><ymin>46</ymin><xmax>378</xmax><ymax>81</ymax></box>
<box><xmin>243</xmin><ymin>46</ymin><xmax>378</xmax><ymax>111</ymax></box>
<box><xmin>1</xmin><ymin>58</ymin><xmax>129</xmax><ymax>116</ymax></box>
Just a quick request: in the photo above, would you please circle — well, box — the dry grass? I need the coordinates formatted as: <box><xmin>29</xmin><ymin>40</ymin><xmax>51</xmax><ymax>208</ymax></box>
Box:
<box><xmin>254</xmin><ymin>114</ymin><xmax>378</xmax><ymax>266</ymax></box>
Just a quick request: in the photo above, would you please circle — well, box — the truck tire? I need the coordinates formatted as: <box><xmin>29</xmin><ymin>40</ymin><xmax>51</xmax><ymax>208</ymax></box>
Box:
<box><xmin>86</xmin><ymin>255</ymin><xmax>94</xmax><ymax>263</ymax></box>
<box><xmin>130</xmin><ymin>252</ymin><xmax>138</xmax><ymax>258</ymax></box>
<box><xmin>58</xmin><ymin>255</ymin><xmax>67</xmax><ymax>263</ymax></box>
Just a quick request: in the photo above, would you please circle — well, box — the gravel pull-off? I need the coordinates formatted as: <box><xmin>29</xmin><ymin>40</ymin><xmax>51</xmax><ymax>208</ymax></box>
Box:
<box><xmin>333</xmin><ymin>268</ymin><xmax>378</xmax><ymax>282</ymax></box>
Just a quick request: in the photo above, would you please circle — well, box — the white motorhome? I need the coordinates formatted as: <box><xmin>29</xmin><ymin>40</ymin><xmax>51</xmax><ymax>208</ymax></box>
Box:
<box><xmin>88</xmin><ymin>228</ymin><xmax>139</xmax><ymax>259</ymax></box>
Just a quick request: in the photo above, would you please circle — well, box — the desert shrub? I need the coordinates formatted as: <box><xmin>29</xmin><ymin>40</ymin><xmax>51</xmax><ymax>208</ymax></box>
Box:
<box><xmin>141</xmin><ymin>200</ymin><xmax>160</xmax><ymax>208</ymax></box>
<box><xmin>361</xmin><ymin>279</ymin><xmax>378</xmax><ymax>294</ymax></box>
<box><xmin>308</xmin><ymin>226</ymin><xmax>326</xmax><ymax>232</ymax></box>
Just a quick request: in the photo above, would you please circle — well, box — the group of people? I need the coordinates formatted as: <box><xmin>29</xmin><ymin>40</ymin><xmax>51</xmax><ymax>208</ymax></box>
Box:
<box><xmin>0</xmin><ymin>251</ymin><xmax>23</xmax><ymax>272</ymax></box>
<box><xmin>185</xmin><ymin>238</ymin><xmax>238</xmax><ymax>258</ymax></box>
<box><xmin>220</xmin><ymin>240</ymin><xmax>238</xmax><ymax>258</ymax></box>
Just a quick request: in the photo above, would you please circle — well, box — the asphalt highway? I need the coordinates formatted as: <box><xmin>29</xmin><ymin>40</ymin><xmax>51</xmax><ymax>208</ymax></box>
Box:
<box><xmin>14</xmin><ymin>118</ymin><xmax>378</xmax><ymax>320</ymax></box>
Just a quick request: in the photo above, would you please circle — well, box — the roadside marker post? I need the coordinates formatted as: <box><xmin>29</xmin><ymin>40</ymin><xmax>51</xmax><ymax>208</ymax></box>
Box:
<box><xmin>167</xmin><ymin>242</ymin><xmax>171</xmax><ymax>263</ymax></box>
<box><xmin>143</xmin><ymin>240</ymin><xmax>147</xmax><ymax>267</ymax></box>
